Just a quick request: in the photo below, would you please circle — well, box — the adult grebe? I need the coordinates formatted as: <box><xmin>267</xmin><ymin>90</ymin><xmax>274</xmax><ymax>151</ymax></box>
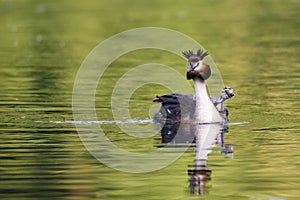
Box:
<box><xmin>153</xmin><ymin>49</ymin><xmax>234</xmax><ymax>124</ymax></box>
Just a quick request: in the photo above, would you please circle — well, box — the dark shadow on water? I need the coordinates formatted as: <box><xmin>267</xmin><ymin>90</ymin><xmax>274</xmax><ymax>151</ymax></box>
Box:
<box><xmin>155</xmin><ymin>119</ymin><xmax>234</xmax><ymax>195</ymax></box>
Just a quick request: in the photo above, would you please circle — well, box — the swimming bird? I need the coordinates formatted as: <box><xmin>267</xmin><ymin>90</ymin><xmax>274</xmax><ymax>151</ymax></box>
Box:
<box><xmin>153</xmin><ymin>49</ymin><xmax>234</xmax><ymax>124</ymax></box>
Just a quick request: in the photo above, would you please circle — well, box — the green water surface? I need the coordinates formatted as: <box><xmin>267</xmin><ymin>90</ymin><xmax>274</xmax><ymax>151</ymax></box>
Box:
<box><xmin>1</xmin><ymin>0</ymin><xmax>300</xmax><ymax>199</ymax></box>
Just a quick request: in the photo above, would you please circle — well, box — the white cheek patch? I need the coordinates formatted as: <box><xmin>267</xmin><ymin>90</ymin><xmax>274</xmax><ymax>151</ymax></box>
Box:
<box><xmin>194</xmin><ymin>61</ymin><xmax>203</xmax><ymax>71</ymax></box>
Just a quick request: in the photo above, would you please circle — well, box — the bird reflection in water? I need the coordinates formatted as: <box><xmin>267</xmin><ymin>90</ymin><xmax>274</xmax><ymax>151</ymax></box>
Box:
<box><xmin>155</xmin><ymin>121</ymin><xmax>234</xmax><ymax>195</ymax></box>
<box><xmin>187</xmin><ymin>123</ymin><xmax>234</xmax><ymax>195</ymax></box>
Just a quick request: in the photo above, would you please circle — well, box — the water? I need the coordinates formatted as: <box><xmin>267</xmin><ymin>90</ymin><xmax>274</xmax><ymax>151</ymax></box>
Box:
<box><xmin>1</xmin><ymin>0</ymin><xmax>300</xmax><ymax>199</ymax></box>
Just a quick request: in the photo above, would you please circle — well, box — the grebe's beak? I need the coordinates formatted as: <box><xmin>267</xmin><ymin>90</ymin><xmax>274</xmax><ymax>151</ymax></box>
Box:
<box><xmin>186</xmin><ymin>64</ymin><xmax>195</xmax><ymax>79</ymax></box>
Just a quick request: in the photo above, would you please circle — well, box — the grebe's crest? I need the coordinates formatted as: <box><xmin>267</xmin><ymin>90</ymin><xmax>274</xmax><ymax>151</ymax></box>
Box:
<box><xmin>182</xmin><ymin>49</ymin><xmax>209</xmax><ymax>60</ymax></box>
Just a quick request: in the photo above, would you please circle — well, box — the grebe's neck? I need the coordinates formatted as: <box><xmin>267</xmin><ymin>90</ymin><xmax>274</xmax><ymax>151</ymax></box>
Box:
<box><xmin>193</xmin><ymin>78</ymin><xmax>224</xmax><ymax>123</ymax></box>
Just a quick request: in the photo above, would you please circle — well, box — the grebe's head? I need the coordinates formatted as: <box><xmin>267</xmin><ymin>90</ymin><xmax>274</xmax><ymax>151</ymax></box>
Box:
<box><xmin>182</xmin><ymin>49</ymin><xmax>211</xmax><ymax>80</ymax></box>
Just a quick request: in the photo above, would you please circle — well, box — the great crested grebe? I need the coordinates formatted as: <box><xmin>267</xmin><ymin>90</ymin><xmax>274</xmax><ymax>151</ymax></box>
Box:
<box><xmin>153</xmin><ymin>49</ymin><xmax>234</xmax><ymax>124</ymax></box>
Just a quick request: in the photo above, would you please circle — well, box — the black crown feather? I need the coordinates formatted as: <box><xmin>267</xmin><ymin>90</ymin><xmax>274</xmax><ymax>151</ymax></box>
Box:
<box><xmin>182</xmin><ymin>49</ymin><xmax>209</xmax><ymax>60</ymax></box>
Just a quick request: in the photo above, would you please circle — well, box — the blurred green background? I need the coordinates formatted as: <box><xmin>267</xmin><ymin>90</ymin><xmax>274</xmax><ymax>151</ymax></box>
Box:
<box><xmin>0</xmin><ymin>0</ymin><xmax>300</xmax><ymax>199</ymax></box>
